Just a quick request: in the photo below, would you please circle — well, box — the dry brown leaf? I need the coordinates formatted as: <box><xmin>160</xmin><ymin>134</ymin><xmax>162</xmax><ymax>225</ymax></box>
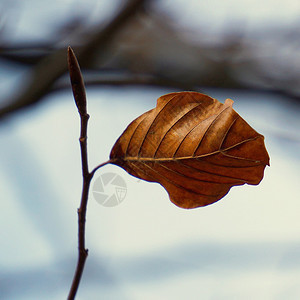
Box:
<box><xmin>110</xmin><ymin>92</ymin><xmax>270</xmax><ymax>209</ymax></box>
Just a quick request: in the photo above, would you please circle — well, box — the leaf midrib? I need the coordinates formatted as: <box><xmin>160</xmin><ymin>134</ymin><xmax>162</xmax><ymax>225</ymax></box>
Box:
<box><xmin>121</xmin><ymin>135</ymin><xmax>262</xmax><ymax>164</ymax></box>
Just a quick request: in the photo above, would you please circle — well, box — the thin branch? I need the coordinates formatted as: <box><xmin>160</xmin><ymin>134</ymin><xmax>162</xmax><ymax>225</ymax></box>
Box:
<box><xmin>67</xmin><ymin>46</ymin><xmax>91</xmax><ymax>300</ymax></box>
<box><xmin>67</xmin><ymin>47</ymin><xmax>112</xmax><ymax>299</ymax></box>
<box><xmin>51</xmin><ymin>71</ymin><xmax>196</xmax><ymax>92</ymax></box>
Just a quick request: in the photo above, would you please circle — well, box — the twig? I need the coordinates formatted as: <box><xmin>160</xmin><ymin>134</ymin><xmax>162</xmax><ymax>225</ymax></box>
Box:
<box><xmin>67</xmin><ymin>46</ymin><xmax>90</xmax><ymax>300</ymax></box>
<box><xmin>67</xmin><ymin>47</ymin><xmax>111</xmax><ymax>299</ymax></box>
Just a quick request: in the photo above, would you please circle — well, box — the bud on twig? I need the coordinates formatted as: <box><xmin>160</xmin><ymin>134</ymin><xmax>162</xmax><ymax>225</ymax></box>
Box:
<box><xmin>67</xmin><ymin>46</ymin><xmax>87</xmax><ymax>115</ymax></box>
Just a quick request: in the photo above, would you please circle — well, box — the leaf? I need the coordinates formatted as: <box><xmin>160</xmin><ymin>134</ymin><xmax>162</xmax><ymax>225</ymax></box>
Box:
<box><xmin>110</xmin><ymin>92</ymin><xmax>270</xmax><ymax>209</ymax></box>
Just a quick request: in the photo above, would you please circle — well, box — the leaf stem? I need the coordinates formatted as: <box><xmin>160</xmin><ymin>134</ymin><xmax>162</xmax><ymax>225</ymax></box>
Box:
<box><xmin>90</xmin><ymin>159</ymin><xmax>116</xmax><ymax>177</ymax></box>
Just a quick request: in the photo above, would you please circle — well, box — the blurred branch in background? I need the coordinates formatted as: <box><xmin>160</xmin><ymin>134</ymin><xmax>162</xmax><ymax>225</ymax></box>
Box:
<box><xmin>0</xmin><ymin>0</ymin><xmax>300</xmax><ymax>120</ymax></box>
<box><xmin>0</xmin><ymin>0</ymin><xmax>148</xmax><ymax>119</ymax></box>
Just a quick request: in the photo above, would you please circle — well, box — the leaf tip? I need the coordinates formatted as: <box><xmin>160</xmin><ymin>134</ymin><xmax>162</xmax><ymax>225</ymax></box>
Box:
<box><xmin>225</xmin><ymin>98</ymin><xmax>234</xmax><ymax>106</ymax></box>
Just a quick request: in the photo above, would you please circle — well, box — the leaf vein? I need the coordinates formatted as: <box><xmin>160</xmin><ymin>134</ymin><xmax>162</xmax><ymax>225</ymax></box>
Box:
<box><xmin>193</xmin><ymin>104</ymin><xmax>232</xmax><ymax>156</ymax></box>
<box><xmin>138</xmin><ymin>94</ymin><xmax>180</xmax><ymax>157</ymax></box>
<box><xmin>131</xmin><ymin>161</ymin><xmax>219</xmax><ymax>198</ymax></box>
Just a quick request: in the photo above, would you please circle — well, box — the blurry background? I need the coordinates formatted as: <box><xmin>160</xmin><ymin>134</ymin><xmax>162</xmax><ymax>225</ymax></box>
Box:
<box><xmin>0</xmin><ymin>0</ymin><xmax>300</xmax><ymax>299</ymax></box>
